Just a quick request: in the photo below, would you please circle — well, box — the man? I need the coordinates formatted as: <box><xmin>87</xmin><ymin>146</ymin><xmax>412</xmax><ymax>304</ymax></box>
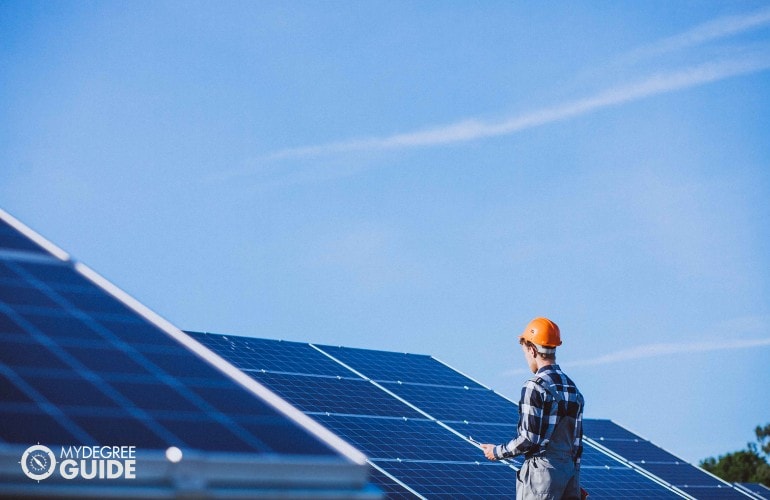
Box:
<box><xmin>481</xmin><ymin>317</ymin><xmax>585</xmax><ymax>500</ymax></box>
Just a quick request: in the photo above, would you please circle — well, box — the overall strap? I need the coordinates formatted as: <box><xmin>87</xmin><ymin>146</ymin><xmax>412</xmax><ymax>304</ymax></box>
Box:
<box><xmin>532</xmin><ymin>375</ymin><xmax>578</xmax><ymax>460</ymax></box>
<box><xmin>533</xmin><ymin>374</ymin><xmax>561</xmax><ymax>404</ymax></box>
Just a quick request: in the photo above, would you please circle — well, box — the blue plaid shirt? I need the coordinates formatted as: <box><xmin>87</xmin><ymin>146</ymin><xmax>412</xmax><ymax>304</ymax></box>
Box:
<box><xmin>493</xmin><ymin>364</ymin><xmax>584</xmax><ymax>461</ymax></box>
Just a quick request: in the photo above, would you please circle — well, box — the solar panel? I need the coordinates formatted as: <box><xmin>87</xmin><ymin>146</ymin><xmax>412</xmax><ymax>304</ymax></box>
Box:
<box><xmin>580</xmin><ymin>467</ymin><xmax>683</xmax><ymax>498</ymax></box>
<box><xmin>446</xmin><ymin>421</ymin><xmax>518</xmax><ymax>445</ymax></box>
<box><xmin>594</xmin><ymin>438</ymin><xmax>683</xmax><ymax>463</ymax></box>
<box><xmin>1</xmin><ymin>289</ymin><xmax>316</xmax><ymax>452</ymax></box>
<box><xmin>195</xmin><ymin>333</ymin><xmax>718</xmax><ymax>499</ymax></box>
<box><xmin>0</xmin><ymin>219</ymin><xmax>51</xmax><ymax>256</ymax></box>
<box><xmin>735</xmin><ymin>482</ymin><xmax>770</xmax><ymax>499</ymax></box>
<box><xmin>250</xmin><ymin>372</ymin><xmax>423</xmax><ymax>418</ymax></box>
<box><xmin>584</xmin><ymin>418</ymin><xmax>750</xmax><ymax>498</ymax></box>
<box><xmin>195</xmin><ymin>334</ymin><xmax>350</xmax><ymax>377</ymax></box>
<box><xmin>370</xmin><ymin>460</ymin><xmax>518</xmax><ymax>498</ymax></box>
<box><xmin>676</xmin><ymin>486</ymin><xmax>753</xmax><ymax>500</ymax></box>
<box><xmin>379</xmin><ymin>382</ymin><xmax>519</xmax><ymax>425</ymax></box>
<box><xmin>368</xmin><ymin>466</ymin><xmax>419</xmax><ymax>499</ymax></box>
<box><xmin>317</xmin><ymin>344</ymin><xmax>485</xmax><ymax>388</ymax></box>
<box><xmin>313</xmin><ymin>414</ymin><xmax>482</xmax><ymax>462</ymax></box>
<box><xmin>638</xmin><ymin>462</ymin><xmax>751</xmax><ymax>499</ymax></box>
<box><xmin>584</xmin><ymin>418</ymin><xmax>643</xmax><ymax>440</ymax></box>
<box><xmin>0</xmin><ymin>210</ymin><xmax>372</xmax><ymax>498</ymax></box>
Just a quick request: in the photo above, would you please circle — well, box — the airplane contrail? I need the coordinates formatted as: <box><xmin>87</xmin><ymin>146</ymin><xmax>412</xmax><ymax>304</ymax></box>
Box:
<box><xmin>264</xmin><ymin>54</ymin><xmax>770</xmax><ymax>161</ymax></box>
<box><xmin>623</xmin><ymin>5</ymin><xmax>770</xmax><ymax>62</ymax></box>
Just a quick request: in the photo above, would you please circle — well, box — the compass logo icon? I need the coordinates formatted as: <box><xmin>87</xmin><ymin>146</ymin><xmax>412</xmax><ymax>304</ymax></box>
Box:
<box><xmin>20</xmin><ymin>444</ymin><xmax>57</xmax><ymax>481</ymax></box>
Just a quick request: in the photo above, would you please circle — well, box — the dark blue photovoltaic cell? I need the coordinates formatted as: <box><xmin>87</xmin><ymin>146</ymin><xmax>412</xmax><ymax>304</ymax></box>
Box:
<box><xmin>381</xmin><ymin>382</ymin><xmax>518</xmax><ymax>424</ymax></box>
<box><xmin>0</xmin><ymin>246</ymin><xmax>339</xmax><ymax>458</ymax></box>
<box><xmin>64</xmin><ymin>343</ymin><xmax>156</xmax><ymax>375</ymax></box>
<box><xmin>0</xmin><ymin>337</ymin><xmax>71</xmax><ymax>370</ymax></box>
<box><xmin>0</xmin><ymin>309</ymin><xmax>23</xmax><ymax>335</ymax></box>
<box><xmin>575</xmin><ymin>445</ymin><xmax>627</xmax><ymax>469</ymax></box>
<box><xmin>580</xmin><ymin>467</ymin><xmax>683</xmax><ymax>498</ymax></box>
<box><xmin>368</xmin><ymin>467</ymin><xmax>418</xmax><ymax>499</ymax></box>
<box><xmin>736</xmin><ymin>483</ymin><xmax>770</xmax><ymax>499</ymax></box>
<box><xmin>65</xmin><ymin>412</ymin><xmax>173</xmax><ymax>449</ymax></box>
<box><xmin>371</xmin><ymin>460</ymin><xmax>518</xmax><ymax>498</ymax></box>
<box><xmin>0</xmin><ymin>409</ymin><xmax>82</xmax><ymax>444</ymax></box>
<box><xmin>0</xmin><ymin>263</ymin><xmax>18</xmax><ymax>280</ymax></box>
<box><xmin>8</xmin><ymin>262</ymin><xmax>134</xmax><ymax>317</ymax></box>
<box><xmin>16</xmin><ymin>261</ymin><xmax>93</xmax><ymax>287</ymax></box>
<box><xmin>250</xmin><ymin>372</ymin><xmax>422</xmax><ymax>418</ymax></box>
<box><xmin>679</xmin><ymin>486</ymin><xmax>750</xmax><ymax>499</ymax></box>
<box><xmin>584</xmin><ymin>418</ymin><xmax>645</xmax><ymax>441</ymax></box>
<box><xmin>18</xmin><ymin>312</ymin><xmax>107</xmax><ymax>341</ymax></box>
<box><xmin>0</xmin><ymin>220</ymin><xmax>49</xmax><ymax>255</ymax></box>
<box><xmin>129</xmin><ymin>347</ymin><xmax>229</xmax><ymax>381</ymax></box>
<box><xmin>639</xmin><ymin>462</ymin><xmax>733</xmax><ymax>488</ymax></box>
<box><xmin>24</xmin><ymin>372</ymin><xmax>122</xmax><ymax>409</ymax></box>
<box><xmin>189</xmin><ymin>331</ymin><xmax>352</xmax><ymax>378</ymax></box>
<box><xmin>316</xmin><ymin>344</ymin><xmax>484</xmax><ymax>388</ymax></box>
<box><xmin>90</xmin><ymin>318</ymin><xmax>183</xmax><ymax>348</ymax></box>
<box><xmin>445</xmin><ymin>421</ymin><xmax>519</xmax><ymax>445</ymax></box>
<box><xmin>0</xmin><ymin>282</ymin><xmax>60</xmax><ymax>308</ymax></box>
<box><xmin>0</xmin><ymin>372</ymin><xmax>33</xmax><ymax>403</ymax></box>
<box><xmin>595</xmin><ymin>438</ymin><xmax>683</xmax><ymax>463</ymax></box>
<box><xmin>52</xmin><ymin>286</ymin><xmax>135</xmax><ymax>317</ymax></box>
<box><xmin>313</xmin><ymin>414</ymin><xmax>480</xmax><ymax>462</ymax></box>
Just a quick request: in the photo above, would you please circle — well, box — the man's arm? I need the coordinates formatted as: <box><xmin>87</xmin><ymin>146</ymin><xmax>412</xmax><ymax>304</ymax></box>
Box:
<box><xmin>482</xmin><ymin>380</ymin><xmax>553</xmax><ymax>460</ymax></box>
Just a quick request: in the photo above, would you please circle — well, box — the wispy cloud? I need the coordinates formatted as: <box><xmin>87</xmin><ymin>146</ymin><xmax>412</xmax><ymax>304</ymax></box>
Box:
<box><xmin>624</xmin><ymin>5</ymin><xmax>770</xmax><ymax>62</ymax></box>
<box><xmin>260</xmin><ymin>55</ymin><xmax>770</xmax><ymax>162</ymax></box>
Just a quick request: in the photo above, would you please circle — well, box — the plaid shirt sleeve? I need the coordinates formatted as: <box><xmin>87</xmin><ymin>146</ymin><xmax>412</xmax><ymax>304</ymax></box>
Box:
<box><xmin>493</xmin><ymin>378</ymin><xmax>556</xmax><ymax>459</ymax></box>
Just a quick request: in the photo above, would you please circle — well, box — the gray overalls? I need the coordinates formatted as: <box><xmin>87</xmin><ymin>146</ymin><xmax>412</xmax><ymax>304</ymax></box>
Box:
<box><xmin>516</xmin><ymin>378</ymin><xmax>582</xmax><ymax>500</ymax></box>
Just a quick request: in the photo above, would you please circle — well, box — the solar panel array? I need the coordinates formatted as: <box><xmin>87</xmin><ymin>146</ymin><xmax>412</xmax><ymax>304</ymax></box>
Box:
<box><xmin>3</xmin><ymin>209</ymin><xmax>758</xmax><ymax>499</ymax></box>
<box><xmin>0</xmin><ymin>211</ymin><xmax>371</xmax><ymax>498</ymax></box>
<box><xmin>191</xmin><ymin>332</ymin><xmax>751</xmax><ymax>499</ymax></box>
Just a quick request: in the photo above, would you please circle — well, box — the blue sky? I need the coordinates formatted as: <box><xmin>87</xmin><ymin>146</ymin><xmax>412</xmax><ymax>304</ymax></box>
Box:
<box><xmin>2</xmin><ymin>1</ymin><xmax>769</xmax><ymax>465</ymax></box>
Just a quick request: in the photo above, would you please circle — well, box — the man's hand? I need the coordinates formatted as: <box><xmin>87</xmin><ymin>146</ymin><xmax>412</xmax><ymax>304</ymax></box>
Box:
<box><xmin>480</xmin><ymin>444</ymin><xmax>497</xmax><ymax>461</ymax></box>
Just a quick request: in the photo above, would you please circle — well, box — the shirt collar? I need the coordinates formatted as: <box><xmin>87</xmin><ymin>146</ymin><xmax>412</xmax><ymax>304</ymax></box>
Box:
<box><xmin>536</xmin><ymin>364</ymin><xmax>560</xmax><ymax>375</ymax></box>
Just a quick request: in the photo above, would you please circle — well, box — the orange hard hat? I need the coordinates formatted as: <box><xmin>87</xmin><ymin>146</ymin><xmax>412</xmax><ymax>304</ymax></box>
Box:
<box><xmin>519</xmin><ymin>317</ymin><xmax>562</xmax><ymax>349</ymax></box>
